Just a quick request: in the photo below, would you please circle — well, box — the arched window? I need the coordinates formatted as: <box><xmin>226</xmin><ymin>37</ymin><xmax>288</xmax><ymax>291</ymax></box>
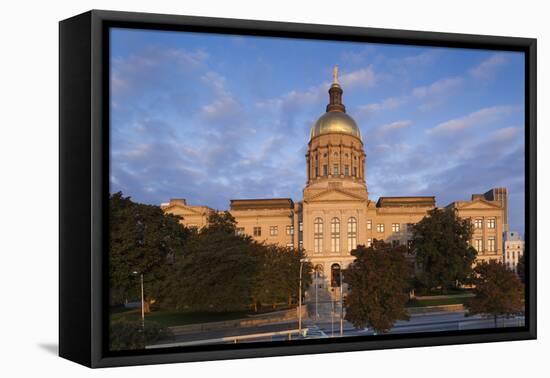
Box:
<box><xmin>347</xmin><ymin>217</ymin><xmax>357</xmax><ymax>252</ymax></box>
<box><xmin>314</xmin><ymin>264</ymin><xmax>324</xmax><ymax>281</ymax></box>
<box><xmin>331</xmin><ymin>263</ymin><xmax>341</xmax><ymax>287</ymax></box>
<box><xmin>331</xmin><ymin>218</ymin><xmax>340</xmax><ymax>253</ymax></box>
<box><xmin>314</xmin><ymin>218</ymin><xmax>323</xmax><ymax>253</ymax></box>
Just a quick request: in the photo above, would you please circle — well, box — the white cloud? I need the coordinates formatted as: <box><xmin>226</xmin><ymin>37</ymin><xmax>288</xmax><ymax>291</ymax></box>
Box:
<box><xmin>357</xmin><ymin>96</ymin><xmax>407</xmax><ymax>117</ymax></box>
<box><xmin>256</xmin><ymin>66</ymin><xmax>377</xmax><ymax>112</ymax></box>
<box><xmin>427</xmin><ymin>105</ymin><xmax>520</xmax><ymax>135</ymax></box>
<box><xmin>339</xmin><ymin>66</ymin><xmax>376</xmax><ymax>89</ymax></box>
<box><xmin>469</xmin><ymin>53</ymin><xmax>508</xmax><ymax>79</ymax></box>
<box><xmin>412</xmin><ymin>77</ymin><xmax>463</xmax><ymax>99</ymax></box>
<box><xmin>376</xmin><ymin>120</ymin><xmax>412</xmax><ymax>135</ymax></box>
<box><xmin>200</xmin><ymin>71</ymin><xmax>241</xmax><ymax>122</ymax></box>
<box><xmin>111</xmin><ymin>47</ymin><xmax>209</xmax><ymax>95</ymax></box>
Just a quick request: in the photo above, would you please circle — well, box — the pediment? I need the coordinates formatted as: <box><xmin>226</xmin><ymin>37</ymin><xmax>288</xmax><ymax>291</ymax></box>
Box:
<box><xmin>456</xmin><ymin>199</ymin><xmax>502</xmax><ymax>210</ymax></box>
<box><xmin>163</xmin><ymin>204</ymin><xmax>205</xmax><ymax>216</ymax></box>
<box><xmin>306</xmin><ymin>188</ymin><xmax>366</xmax><ymax>203</ymax></box>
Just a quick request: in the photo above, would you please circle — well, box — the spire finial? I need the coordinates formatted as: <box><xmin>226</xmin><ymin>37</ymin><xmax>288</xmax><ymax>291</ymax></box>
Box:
<box><xmin>332</xmin><ymin>65</ymin><xmax>339</xmax><ymax>85</ymax></box>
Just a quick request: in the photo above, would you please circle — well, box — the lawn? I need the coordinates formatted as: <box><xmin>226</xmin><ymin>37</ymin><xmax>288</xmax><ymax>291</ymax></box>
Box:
<box><xmin>111</xmin><ymin>309</ymin><xmax>247</xmax><ymax>327</ymax></box>
<box><xmin>406</xmin><ymin>296</ymin><xmax>469</xmax><ymax>308</ymax></box>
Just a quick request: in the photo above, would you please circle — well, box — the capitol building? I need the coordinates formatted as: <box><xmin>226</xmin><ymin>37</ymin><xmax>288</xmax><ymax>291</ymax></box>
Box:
<box><xmin>162</xmin><ymin>68</ymin><xmax>508</xmax><ymax>288</ymax></box>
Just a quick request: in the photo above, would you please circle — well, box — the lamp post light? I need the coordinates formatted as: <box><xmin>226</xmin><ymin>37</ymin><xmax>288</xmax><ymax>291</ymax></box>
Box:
<box><xmin>133</xmin><ymin>271</ymin><xmax>145</xmax><ymax>329</ymax></box>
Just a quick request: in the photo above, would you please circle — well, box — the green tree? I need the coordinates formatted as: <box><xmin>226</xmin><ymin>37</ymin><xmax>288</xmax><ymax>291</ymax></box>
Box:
<box><xmin>163</xmin><ymin>211</ymin><xmax>260</xmax><ymax>312</ymax></box>
<box><xmin>465</xmin><ymin>260</ymin><xmax>524</xmax><ymax>328</ymax></box>
<box><xmin>412</xmin><ymin>207</ymin><xmax>477</xmax><ymax>292</ymax></box>
<box><xmin>109</xmin><ymin>192</ymin><xmax>188</xmax><ymax>307</ymax></box>
<box><xmin>252</xmin><ymin>245</ymin><xmax>312</xmax><ymax>311</ymax></box>
<box><xmin>344</xmin><ymin>241</ymin><xmax>412</xmax><ymax>333</ymax></box>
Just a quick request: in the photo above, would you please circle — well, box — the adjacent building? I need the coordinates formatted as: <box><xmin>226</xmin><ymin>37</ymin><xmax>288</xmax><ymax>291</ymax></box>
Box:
<box><xmin>503</xmin><ymin>231</ymin><xmax>524</xmax><ymax>272</ymax></box>
<box><xmin>162</xmin><ymin>68</ymin><xmax>507</xmax><ymax>289</ymax></box>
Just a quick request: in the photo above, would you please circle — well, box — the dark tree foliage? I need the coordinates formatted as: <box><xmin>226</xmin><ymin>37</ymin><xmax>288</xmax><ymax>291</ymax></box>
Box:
<box><xmin>344</xmin><ymin>241</ymin><xmax>413</xmax><ymax>333</ymax></box>
<box><xmin>109</xmin><ymin>320</ymin><xmax>172</xmax><ymax>351</ymax></box>
<box><xmin>412</xmin><ymin>207</ymin><xmax>477</xmax><ymax>292</ymax></box>
<box><xmin>109</xmin><ymin>192</ymin><xmax>189</xmax><ymax>305</ymax></box>
<box><xmin>163</xmin><ymin>211</ymin><xmax>261</xmax><ymax>312</ymax></box>
<box><xmin>516</xmin><ymin>253</ymin><xmax>526</xmax><ymax>284</ymax></box>
<box><xmin>252</xmin><ymin>245</ymin><xmax>312</xmax><ymax>311</ymax></box>
<box><xmin>465</xmin><ymin>260</ymin><xmax>524</xmax><ymax>327</ymax></box>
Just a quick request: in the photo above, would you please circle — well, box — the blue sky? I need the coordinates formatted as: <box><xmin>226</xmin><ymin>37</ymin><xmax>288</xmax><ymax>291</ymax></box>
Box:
<box><xmin>110</xmin><ymin>28</ymin><xmax>525</xmax><ymax>234</ymax></box>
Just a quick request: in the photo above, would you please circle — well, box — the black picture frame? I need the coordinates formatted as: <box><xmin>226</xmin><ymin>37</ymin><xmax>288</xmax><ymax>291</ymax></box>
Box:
<box><xmin>59</xmin><ymin>9</ymin><xmax>537</xmax><ymax>368</ymax></box>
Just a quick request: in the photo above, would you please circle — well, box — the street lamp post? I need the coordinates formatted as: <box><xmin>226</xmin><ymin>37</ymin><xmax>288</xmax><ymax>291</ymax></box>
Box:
<box><xmin>315</xmin><ymin>269</ymin><xmax>319</xmax><ymax>319</ymax></box>
<box><xmin>340</xmin><ymin>270</ymin><xmax>344</xmax><ymax>336</ymax></box>
<box><xmin>298</xmin><ymin>258</ymin><xmax>306</xmax><ymax>335</ymax></box>
<box><xmin>133</xmin><ymin>271</ymin><xmax>145</xmax><ymax>329</ymax></box>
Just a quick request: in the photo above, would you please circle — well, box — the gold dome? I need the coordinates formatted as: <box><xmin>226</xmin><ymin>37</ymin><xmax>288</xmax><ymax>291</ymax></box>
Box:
<box><xmin>310</xmin><ymin>111</ymin><xmax>361</xmax><ymax>140</ymax></box>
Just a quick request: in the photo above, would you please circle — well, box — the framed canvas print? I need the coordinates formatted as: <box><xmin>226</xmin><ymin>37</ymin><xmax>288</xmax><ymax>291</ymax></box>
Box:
<box><xmin>59</xmin><ymin>10</ymin><xmax>537</xmax><ymax>368</ymax></box>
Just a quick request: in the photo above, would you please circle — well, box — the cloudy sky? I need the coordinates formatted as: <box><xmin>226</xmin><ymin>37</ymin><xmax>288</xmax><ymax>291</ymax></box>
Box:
<box><xmin>110</xmin><ymin>28</ymin><xmax>525</xmax><ymax>233</ymax></box>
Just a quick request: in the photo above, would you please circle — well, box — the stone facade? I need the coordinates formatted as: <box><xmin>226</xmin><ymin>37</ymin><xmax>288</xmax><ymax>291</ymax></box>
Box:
<box><xmin>162</xmin><ymin>71</ymin><xmax>508</xmax><ymax>290</ymax></box>
<box><xmin>503</xmin><ymin>231</ymin><xmax>524</xmax><ymax>272</ymax></box>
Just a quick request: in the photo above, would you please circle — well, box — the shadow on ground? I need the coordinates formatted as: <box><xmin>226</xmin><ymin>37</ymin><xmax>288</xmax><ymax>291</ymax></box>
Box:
<box><xmin>38</xmin><ymin>343</ymin><xmax>58</xmax><ymax>356</ymax></box>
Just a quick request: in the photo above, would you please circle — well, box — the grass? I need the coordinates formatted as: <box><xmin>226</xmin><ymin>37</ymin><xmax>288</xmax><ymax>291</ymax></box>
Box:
<box><xmin>407</xmin><ymin>296</ymin><xmax>469</xmax><ymax>308</ymax></box>
<box><xmin>111</xmin><ymin>309</ymin><xmax>247</xmax><ymax>327</ymax></box>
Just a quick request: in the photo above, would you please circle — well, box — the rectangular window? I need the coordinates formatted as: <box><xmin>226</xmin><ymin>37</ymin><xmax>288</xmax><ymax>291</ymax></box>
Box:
<box><xmin>286</xmin><ymin>225</ymin><xmax>294</xmax><ymax>235</ymax></box>
<box><xmin>407</xmin><ymin>239</ymin><xmax>413</xmax><ymax>251</ymax></box>
<box><xmin>345</xmin><ymin>165</ymin><xmax>349</xmax><ymax>176</ymax></box>
<box><xmin>377</xmin><ymin>223</ymin><xmax>385</xmax><ymax>233</ymax></box>
<box><xmin>474</xmin><ymin>238</ymin><xmax>483</xmax><ymax>252</ymax></box>
<box><xmin>236</xmin><ymin>227</ymin><xmax>245</xmax><ymax>236</ymax></box>
<box><xmin>353</xmin><ymin>167</ymin><xmax>357</xmax><ymax>177</ymax></box>
<box><xmin>392</xmin><ymin>240</ymin><xmax>400</xmax><ymax>247</ymax></box>
<box><xmin>287</xmin><ymin>243</ymin><xmax>294</xmax><ymax>250</ymax></box>
<box><xmin>314</xmin><ymin>218</ymin><xmax>323</xmax><ymax>253</ymax></box>
<box><xmin>299</xmin><ymin>222</ymin><xmax>303</xmax><ymax>232</ymax></box>
<box><xmin>367</xmin><ymin>238</ymin><xmax>372</xmax><ymax>247</ymax></box>
<box><xmin>406</xmin><ymin>223</ymin><xmax>414</xmax><ymax>232</ymax></box>
<box><xmin>487</xmin><ymin>218</ymin><xmax>496</xmax><ymax>229</ymax></box>
<box><xmin>323</xmin><ymin>165</ymin><xmax>328</xmax><ymax>176</ymax></box>
<box><xmin>331</xmin><ymin>219</ymin><xmax>340</xmax><ymax>253</ymax></box>
<box><xmin>269</xmin><ymin>226</ymin><xmax>278</xmax><ymax>236</ymax></box>
<box><xmin>333</xmin><ymin>164</ymin><xmax>339</xmax><ymax>176</ymax></box>
<box><xmin>299</xmin><ymin>240</ymin><xmax>303</xmax><ymax>249</ymax></box>
<box><xmin>488</xmin><ymin>237</ymin><xmax>495</xmax><ymax>252</ymax></box>
<box><xmin>315</xmin><ymin>166</ymin><xmax>319</xmax><ymax>177</ymax></box>
<box><xmin>392</xmin><ymin>223</ymin><xmax>400</xmax><ymax>233</ymax></box>
<box><xmin>367</xmin><ymin>219</ymin><xmax>372</xmax><ymax>230</ymax></box>
<box><xmin>253</xmin><ymin>227</ymin><xmax>262</xmax><ymax>237</ymax></box>
<box><xmin>474</xmin><ymin>218</ymin><xmax>483</xmax><ymax>229</ymax></box>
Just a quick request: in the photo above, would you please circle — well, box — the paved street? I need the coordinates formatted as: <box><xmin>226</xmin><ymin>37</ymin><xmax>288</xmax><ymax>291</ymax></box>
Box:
<box><xmin>307</xmin><ymin>311</ymin><xmax>525</xmax><ymax>338</ymax></box>
<box><xmin>148</xmin><ymin>310</ymin><xmax>524</xmax><ymax>348</ymax></box>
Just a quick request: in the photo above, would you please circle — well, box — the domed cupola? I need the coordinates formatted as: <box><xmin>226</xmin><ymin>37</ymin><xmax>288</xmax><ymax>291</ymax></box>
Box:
<box><xmin>310</xmin><ymin>66</ymin><xmax>361</xmax><ymax>140</ymax></box>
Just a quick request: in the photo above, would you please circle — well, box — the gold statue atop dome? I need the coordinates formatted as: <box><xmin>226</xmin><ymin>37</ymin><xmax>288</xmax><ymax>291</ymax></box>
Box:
<box><xmin>332</xmin><ymin>65</ymin><xmax>339</xmax><ymax>85</ymax></box>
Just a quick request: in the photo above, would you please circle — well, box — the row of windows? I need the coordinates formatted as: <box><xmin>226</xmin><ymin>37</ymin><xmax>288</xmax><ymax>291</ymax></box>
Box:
<box><xmin>367</xmin><ymin>220</ymin><xmax>414</xmax><ymax>233</ymax></box>
<box><xmin>473</xmin><ymin>237</ymin><xmax>497</xmax><ymax>252</ymax></box>
<box><xmin>315</xmin><ymin>164</ymin><xmax>359</xmax><ymax>178</ymax></box>
<box><xmin>314</xmin><ymin>152</ymin><xmax>360</xmax><ymax>159</ymax></box>
<box><xmin>315</xmin><ymin>217</ymin><xmax>358</xmax><ymax>253</ymax></box>
<box><xmin>506</xmin><ymin>251</ymin><xmax>520</xmax><ymax>260</ymax></box>
<box><xmin>474</xmin><ymin>218</ymin><xmax>496</xmax><ymax>229</ymax></box>
<box><xmin>241</xmin><ymin>224</ymin><xmax>297</xmax><ymax>238</ymax></box>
